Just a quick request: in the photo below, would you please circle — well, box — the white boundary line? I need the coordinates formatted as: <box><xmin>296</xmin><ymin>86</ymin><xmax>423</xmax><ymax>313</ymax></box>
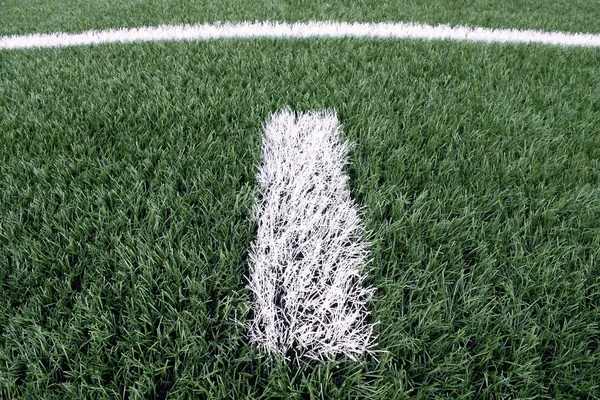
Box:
<box><xmin>1</xmin><ymin>21</ymin><xmax>600</xmax><ymax>50</ymax></box>
<box><xmin>247</xmin><ymin>109</ymin><xmax>375</xmax><ymax>361</ymax></box>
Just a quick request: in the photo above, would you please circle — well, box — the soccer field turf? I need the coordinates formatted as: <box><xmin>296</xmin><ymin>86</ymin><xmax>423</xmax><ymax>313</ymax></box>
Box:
<box><xmin>1</xmin><ymin>2</ymin><xmax>600</xmax><ymax>399</ymax></box>
<box><xmin>3</xmin><ymin>0</ymin><xmax>600</xmax><ymax>35</ymax></box>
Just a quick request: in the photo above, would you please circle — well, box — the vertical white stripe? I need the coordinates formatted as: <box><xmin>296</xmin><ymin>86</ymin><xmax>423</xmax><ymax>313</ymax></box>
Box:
<box><xmin>247</xmin><ymin>109</ymin><xmax>375</xmax><ymax>361</ymax></box>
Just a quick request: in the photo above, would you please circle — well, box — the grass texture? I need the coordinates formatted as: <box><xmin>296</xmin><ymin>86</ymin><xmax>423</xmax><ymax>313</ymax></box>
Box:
<box><xmin>2</xmin><ymin>0</ymin><xmax>600</xmax><ymax>36</ymax></box>
<box><xmin>1</xmin><ymin>40</ymin><xmax>599</xmax><ymax>398</ymax></box>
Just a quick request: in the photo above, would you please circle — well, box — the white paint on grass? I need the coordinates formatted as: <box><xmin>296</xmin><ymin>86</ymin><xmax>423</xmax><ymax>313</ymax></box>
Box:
<box><xmin>2</xmin><ymin>21</ymin><xmax>600</xmax><ymax>50</ymax></box>
<box><xmin>247</xmin><ymin>109</ymin><xmax>375</xmax><ymax>361</ymax></box>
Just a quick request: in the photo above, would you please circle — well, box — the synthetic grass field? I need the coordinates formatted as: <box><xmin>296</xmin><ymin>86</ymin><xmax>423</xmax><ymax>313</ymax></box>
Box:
<box><xmin>3</xmin><ymin>0</ymin><xmax>600</xmax><ymax>35</ymax></box>
<box><xmin>1</xmin><ymin>2</ymin><xmax>600</xmax><ymax>399</ymax></box>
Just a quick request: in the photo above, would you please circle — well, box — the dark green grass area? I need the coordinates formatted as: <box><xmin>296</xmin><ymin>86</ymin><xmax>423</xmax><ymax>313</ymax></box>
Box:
<box><xmin>2</xmin><ymin>0</ymin><xmax>600</xmax><ymax>36</ymax></box>
<box><xmin>1</xmin><ymin>40</ymin><xmax>600</xmax><ymax>399</ymax></box>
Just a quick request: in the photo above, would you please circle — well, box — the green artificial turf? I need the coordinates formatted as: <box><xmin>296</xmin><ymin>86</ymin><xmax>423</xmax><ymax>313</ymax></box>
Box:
<box><xmin>1</xmin><ymin>40</ymin><xmax>600</xmax><ymax>399</ymax></box>
<box><xmin>2</xmin><ymin>0</ymin><xmax>600</xmax><ymax>36</ymax></box>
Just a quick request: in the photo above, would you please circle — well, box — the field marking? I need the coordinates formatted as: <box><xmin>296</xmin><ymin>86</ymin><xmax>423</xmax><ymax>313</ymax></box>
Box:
<box><xmin>2</xmin><ymin>21</ymin><xmax>600</xmax><ymax>50</ymax></box>
<box><xmin>247</xmin><ymin>109</ymin><xmax>375</xmax><ymax>361</ymax></box>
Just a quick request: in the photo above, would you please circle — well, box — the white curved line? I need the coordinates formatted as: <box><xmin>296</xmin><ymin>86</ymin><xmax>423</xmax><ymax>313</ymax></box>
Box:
<box><xmin>2</xmin><ymin>21</ymin><xmax>600</xmax><ymax>50</ymax></box>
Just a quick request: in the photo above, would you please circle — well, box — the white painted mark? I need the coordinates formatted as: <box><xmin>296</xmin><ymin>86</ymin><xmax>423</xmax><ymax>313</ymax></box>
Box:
<box><xmin>247</xmin><ymin>109</ymin><xmax>375</xmax><ymax>361</ymax></box>
<box><xmin>1</xmin><ymin>21</ymin><xmax>600</xmax><ymax>50</ymax></box>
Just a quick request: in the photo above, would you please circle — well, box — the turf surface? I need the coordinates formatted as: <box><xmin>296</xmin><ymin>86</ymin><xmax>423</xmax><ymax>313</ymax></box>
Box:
<box><xmin>2</xmin><ymin>0</ymin><xmax>600</xmax><ymax>36</ymax></box>
<box><xmin>1</xmin><ymin>39</ymin><xmax>600</xmax><ymax>398</ymax></box>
